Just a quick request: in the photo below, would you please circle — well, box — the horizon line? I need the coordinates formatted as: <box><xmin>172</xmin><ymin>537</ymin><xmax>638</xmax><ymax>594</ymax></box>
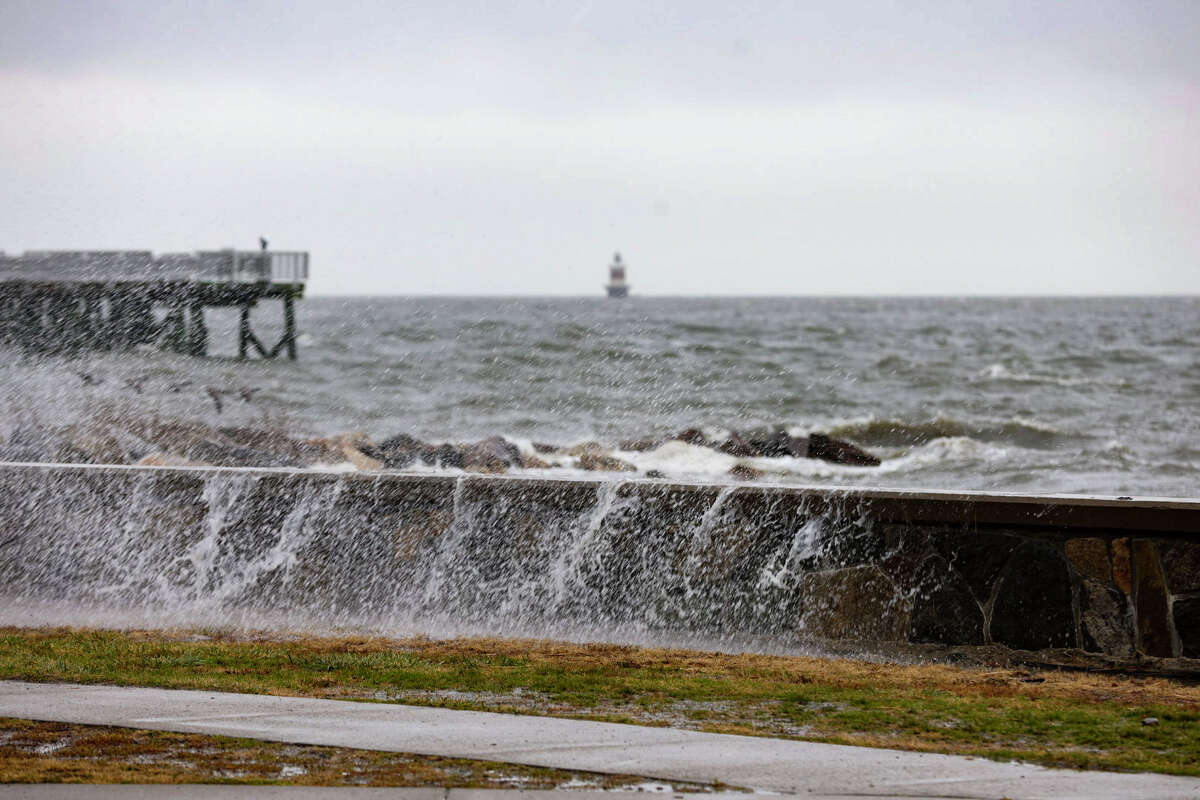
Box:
<box><xmin>302</xmin><ymin>291</ymin><xmax>1200</xmax><ymax>299</ymax></box>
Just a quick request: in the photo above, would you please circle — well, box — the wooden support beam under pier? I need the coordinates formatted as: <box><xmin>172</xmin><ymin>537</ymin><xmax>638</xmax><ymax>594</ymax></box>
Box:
<box><xmin>0</xmin><ymin>248</ymin><xmax>308</xmax><ymax>359</ymax></box>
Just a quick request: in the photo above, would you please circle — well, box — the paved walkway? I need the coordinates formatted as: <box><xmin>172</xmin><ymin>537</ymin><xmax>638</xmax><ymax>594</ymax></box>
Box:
<box><xmin>2</xmin><ymin>681</ymin><xmax>1199</xmax><ymax>800</ymax></box>
<box><xmin>0</xmin><ymin>791</ymin><xmax>744</xmax><ymax>800</ymax></box>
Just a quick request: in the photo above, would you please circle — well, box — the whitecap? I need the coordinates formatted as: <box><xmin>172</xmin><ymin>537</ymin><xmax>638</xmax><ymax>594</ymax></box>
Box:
<box><xmin>616</xmin><ymin>440</ymin><xmax>739</xmax><ymax>476</ymax></box>
<box><xmin>974</xmin><ymin>363</ymin><xmax>1120</xmax><ymax>388</ymax></box>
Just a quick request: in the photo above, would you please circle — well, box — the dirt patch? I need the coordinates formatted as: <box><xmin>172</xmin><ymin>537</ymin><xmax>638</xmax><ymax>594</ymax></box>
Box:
<box><xmin>3</xmin><ymin>627</ymin><xmax>1200</xmax><ymax>776</ymax></box>
<box><xmin>0</xmin><ymin>717</ymin><xmax>722</xmax><ymax>790</ymax></box>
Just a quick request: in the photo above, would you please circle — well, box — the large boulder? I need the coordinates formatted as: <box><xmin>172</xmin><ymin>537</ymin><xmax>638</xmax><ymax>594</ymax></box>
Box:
<box><xmin>690</xmin><ymin>426</ymin><xmax>879</xmax><ymax>465</ymax></box>
<box><xmin>424</xmin><ymin>443</ymin><xmax>465</xmax><ymax>469</ymax></box>
<box><xmin>672</xmin><ymin>428</ymin><xmax>710</xmax><ymax>447</ymax></box>
<box><xmin>747</xmin><ymin>429</ymin><xmax>809</xmax><ymax>458</ymax></box>
<box><xmin>181</xmin><ymin>439</ymin><xmax>297</xmax><ymax>468</ymax></box>
<box><xmin>375</xmin><ymin>433</ymin><xmax>426</xmax><ymax>468</ymax></box>
<box><xmin>577</xmin><ymin>452</ymin><xmax>636</xmax><ymax>472</ymax></box>
<box><xmin>56</xmin><ymin>429</ymin><xmax>129</xmax><ymax>464</ymax></box>
<box><xmin>618</xmin><ymin>438</ymin><xmax>661</xmax><ymax>452</ymax></box>
<box><xmin>728</xmin><ymin>463</ymin><xmax>765</xmax><ymax>481</ymax></box>
<box><xmin>807</xmin><ymin>433</ymin><xmax>881</xmax><ymax>467</ymax></box>
<box><xmin>0</xmin><ymin>427</ymin><xmax>62</xmax><ymax>463</ymax></box>
<box><xmin>302</xmin><ymin>432</ymin><xmax>383</xmax><ymax>470</ymax></box>
<box><xmin>519</xmin><ymin>452</ymin><xmax>552</xmax><ymax>469</ymax></box>
<box><xmin>217</xmin><ymin>426</ymin><xmax>310</xmax><ymax>463</ymax></box>
<box><xmin>564</xmin><ymin>441</ymin><xmax>606</xmax><ymax>456</ymax></box>
<box><xmin>718</xmin><ymin>428</ymin><xmax>874</xmax><ymax>463</ymax></box>
<box><xmin>375</xmin><ymin>434</ymin><xmax>466</xmax><ymax>469</ymax></box>
<box><xmin>717</xmin><ymin>432</ymin><xmax>757</xmax><ymax>457</ymax></box>
<box><xmin>461</xmin><ymin>436</ymin><xmax>521</xmax><ymax>473</ymax></box>
<box><xmin>124</xmin><ymin>420</ymin><xmax>217</xmax><ymax>454</ymax></box>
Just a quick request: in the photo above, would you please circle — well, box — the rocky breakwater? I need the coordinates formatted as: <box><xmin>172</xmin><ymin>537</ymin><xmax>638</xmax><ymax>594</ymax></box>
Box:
<box><xmin>642</xmin><ymin>427</ymin><xmax>881</xmax><ymax>479</ymax></box>
<box><xmin>0</xmin><ymin>420</ymin><xmax>882</xmax><ymax>480</ymax></box>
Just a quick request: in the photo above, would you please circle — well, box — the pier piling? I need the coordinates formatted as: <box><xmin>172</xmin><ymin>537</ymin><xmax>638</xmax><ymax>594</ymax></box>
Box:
<box><xmin>0</xmin><ymin>248</ymin><xmax>308</xmax><ymax>359</ymax></box>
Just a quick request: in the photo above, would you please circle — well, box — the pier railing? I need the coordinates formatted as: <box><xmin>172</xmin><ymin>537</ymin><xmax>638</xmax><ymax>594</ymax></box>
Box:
<box><xmin>0</xmin><ymin>249</ymin><xmax>308</xmax><ymax>286</ymax></box>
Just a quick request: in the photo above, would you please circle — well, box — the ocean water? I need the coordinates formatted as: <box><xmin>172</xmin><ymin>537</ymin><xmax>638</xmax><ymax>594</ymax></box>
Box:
<box><xmin>1</xmin><ymin>295</ymin><xmax>1197</xmax><ymax>497</ymax></box>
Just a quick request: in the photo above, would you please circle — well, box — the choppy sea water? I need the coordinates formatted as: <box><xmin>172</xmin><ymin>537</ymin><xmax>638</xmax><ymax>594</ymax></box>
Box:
<box><xmin>1</xmin><ymin>296</ymin><xmax>1197</xmax><ymax>497</ymax></box>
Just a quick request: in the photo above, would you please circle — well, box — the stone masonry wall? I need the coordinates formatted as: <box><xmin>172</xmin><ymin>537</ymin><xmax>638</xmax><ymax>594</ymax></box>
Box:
<box><xmin>0</xmin><ymin>463</ymin><xmax>1196</xmax><ymax>658</ymax></box>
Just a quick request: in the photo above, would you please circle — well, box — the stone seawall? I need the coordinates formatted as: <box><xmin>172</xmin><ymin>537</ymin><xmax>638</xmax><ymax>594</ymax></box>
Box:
<box><xmin>0</xmin><ymin>462</ymin><xmax>1197</xmax><ymax>658</ymax></box>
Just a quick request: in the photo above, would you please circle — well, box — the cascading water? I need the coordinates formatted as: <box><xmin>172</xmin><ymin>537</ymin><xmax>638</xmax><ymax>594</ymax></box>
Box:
<box><xmin>0</xmin><ymin>465</ymin><xmax>894</xmax><ymax>648</ymax></box>
<box><xmin>180</xmin><ymin>472</ymin><xmax>260</xmax><ymax>607</ymax></box>
<box><xmin>543</xmin><ymin>479</ymin><xmax>626</xmax><ymax>613</ymax></box>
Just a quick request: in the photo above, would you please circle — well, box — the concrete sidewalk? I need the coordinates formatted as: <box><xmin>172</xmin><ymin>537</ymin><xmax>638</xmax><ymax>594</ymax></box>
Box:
<box><xmin>2</xmin><ymin>680</ymin><xmax>1199</xmax><ymax>800</ymax></box>
<box><xmin>0</xmin><ymin>789</ymin><xmax>907</xmax><ymax>800</ymax></box>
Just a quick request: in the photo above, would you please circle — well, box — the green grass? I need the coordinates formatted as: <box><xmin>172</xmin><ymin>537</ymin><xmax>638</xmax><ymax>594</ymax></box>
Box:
<box><xmin>1</xmin><ymin>627</ymin><xmax>1198</xmax><ymax>776</ymax></box>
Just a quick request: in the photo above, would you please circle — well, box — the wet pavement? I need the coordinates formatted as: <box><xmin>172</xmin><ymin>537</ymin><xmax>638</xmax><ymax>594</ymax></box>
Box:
<box><xmin>2</xmin><ymin>680</ymin><xmax>1199</xmax><ymax>800</ymax></box>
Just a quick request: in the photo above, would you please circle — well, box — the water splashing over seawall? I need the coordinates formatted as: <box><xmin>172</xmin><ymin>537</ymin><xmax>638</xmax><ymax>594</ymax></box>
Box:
<box><xmin>1</xmin><ymin>463</ymin><xmax>1197</xmax><ymax>658</ymax></box>
<box><xmin>0</xmin><ymin>465</ymin><xmax>871</xmax><ymax>642</ymax></box>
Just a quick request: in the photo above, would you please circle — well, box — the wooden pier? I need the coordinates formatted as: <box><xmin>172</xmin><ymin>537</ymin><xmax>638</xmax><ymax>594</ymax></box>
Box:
<box><xmin>0</xmin><ymin>248</ymin><xmax>308</xmax><ymax>359</ymax></box>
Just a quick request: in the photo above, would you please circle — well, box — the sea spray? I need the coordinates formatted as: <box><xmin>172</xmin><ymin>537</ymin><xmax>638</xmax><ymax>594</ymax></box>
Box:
<box><xmin>412</xmin><ymin>477</ymin><xmax>636</xmax><ymax>634</ymax></box>
<box><xmin>419</xmin><ymin>475</ymin><xmax>471</xmax><ymax>608</ymax></box>
<box><xmin>201</xmin><ymin>475</ymin><xmax>345</xmax><ymax>626</ymax></box>
<box><xmin>2</xmin><ymin>296</ymin><xmax>1196</xmax><ymax>496</ymax></box>
<box><xmin>654</xmin><ymin>485</ymin><xmax>737</xmax><ymax>628</ymax></box>
<box><xmin>184</xmin><ymin>471</ymin><xmax>259</xmax><ymax>603</ymax></box>
<box><xmin>544</xmin><ymin>479</ymin><xmax>626</xmax><ymax>615</ymax></box>
<box><xmin>0</xmin><ymin>466</ymin><xmax>906</xmax><ymax>644</ymax></box>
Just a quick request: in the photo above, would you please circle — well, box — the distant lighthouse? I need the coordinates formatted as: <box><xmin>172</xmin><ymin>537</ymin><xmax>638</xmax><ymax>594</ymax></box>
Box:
<box><xmin>605</xmin><ymin>252</ymin><xmax>630</xmax><ymax>298</ymax></box>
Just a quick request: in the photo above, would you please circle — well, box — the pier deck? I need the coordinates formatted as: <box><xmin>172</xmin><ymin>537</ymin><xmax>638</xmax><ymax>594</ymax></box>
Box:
<box><xmin>0</xmin><ymin>249</ymin><xmax>308</xmax><ymax>359</ymax></box>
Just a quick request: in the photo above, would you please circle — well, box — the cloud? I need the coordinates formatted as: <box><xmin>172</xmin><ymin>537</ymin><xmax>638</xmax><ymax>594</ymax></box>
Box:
<box><xmin>1</xmin><ymin>0</ymin><xmax>1198</xmax><ymax>294</ymax></box>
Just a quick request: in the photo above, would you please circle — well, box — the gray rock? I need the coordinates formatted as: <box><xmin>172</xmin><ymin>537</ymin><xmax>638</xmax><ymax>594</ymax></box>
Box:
<box><xmin>461</xmin><ymin>436</ymin><xmax>521</xmax><ymax>473</ymax></box>
<box><xmin>1079</xmin><ymin>579</ymin><xmax>1134</xmax><ymax>657</ymax></box>
<box><xmin>577</xmin><ymin>452</ymin><xmax>636</xmax><ymax>472</ymax></box>
<box><xmin>0</xmin><ymin>427</ymin><xmax>61</xmax><ymax>462</ymax></box>
<box><xmin>376</xmin><ymin>433</ymin><xmax>426</xmax><ymax>468</ymax></box>
<box><xmin>424</xmin><ymin>443</ymin><xmax>465</xmax><ymax>469</ymax></box>
<box><xmin>182</xmin><ymin>439</ymin><xmax>297</xmax><ymax>468</ymax></box>
<box><xmin>807</xmin><ymin>432</ymin><xmax>881</xmax><ymax>466</ymax></box>
<box><xmin>673</xmin><ymin>428</ymin><xmax>709</xmax><ymax>446</ymax></box>
<box><xmin>717</xmin><ymin>432</ymin><xmax>757</xmax><ymax>457</ymax></box>
<box><xmin>619</xmin><ymin>438</ymin><xmax>661</xmax><ymax>452</ymax></box>
<box><xmin>718</xmin><ymin>429</ymin><xmax>874</xmax><ymax>463</ymax></box>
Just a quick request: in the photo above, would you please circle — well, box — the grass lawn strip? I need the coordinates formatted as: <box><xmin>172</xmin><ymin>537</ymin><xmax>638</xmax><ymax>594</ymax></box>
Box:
<box><xmin>0</xmin><ymin>717</ymin><xmax>715</xmax><ymax>789</ymax></box>
<box><xmin>0</xmin><ymin>628</ymin><xmax>1197</xmax><ymax>777</ymax></box>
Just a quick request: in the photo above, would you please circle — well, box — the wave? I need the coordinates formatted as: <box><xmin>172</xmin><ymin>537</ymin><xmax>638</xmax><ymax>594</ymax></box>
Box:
<box><xmin>532</xmin><ymin>338</ymin><xmax>575</xmax><ymax>354</ymax></box>
<box><xmin>672</xmin><ymin>322</ymin><xmax>727</xmax><ymax>335</ymax></box>
<box><xmin>554</xmin><ymin>323</ymin><xmax>592</xmax><ymax>341</ymax></box>
<box><xmin>822</xmin><ymin>415</ymin><xmax>1069</xmax><ymax>450</ymax></box>
<box><xmin>1093</xmin><ymin>440</ymin><xmax>1200</xmax><ymax>475</ymax></box>
<box><xmin>873</xmin><ymin>355</ymin><xmax>908</xmax><ymax>371</ymax></box>
<box><xmin>0</xmin><ymin>410</ymin><xmax>1059</xmax><ymax>491</ymax></box>
<box><xmin>882</xmin><ymin>436</ymin><xmax>1014</xmax><ymax>471</ymax></box>
<box><xmin>604</xmin><ymin>435</ymin><xmax>1014</xmax><ymax>482</ymax></box>
<box><xmin>975</xmin><ymin>363</ymin><xmax>1125</xmax><ymax>388</ymax></box>
<box><xmin>379</xmin><ymin>325</ymin><xmax>436</xmax><ymax>343</ymax></box>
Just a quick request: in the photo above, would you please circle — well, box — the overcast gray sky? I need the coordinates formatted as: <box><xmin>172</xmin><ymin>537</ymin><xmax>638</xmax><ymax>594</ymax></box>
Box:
<box><xmin>1</xmin><ymin>0</ymin><xmax>1197</xmax><ymax>295</ymax></box>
